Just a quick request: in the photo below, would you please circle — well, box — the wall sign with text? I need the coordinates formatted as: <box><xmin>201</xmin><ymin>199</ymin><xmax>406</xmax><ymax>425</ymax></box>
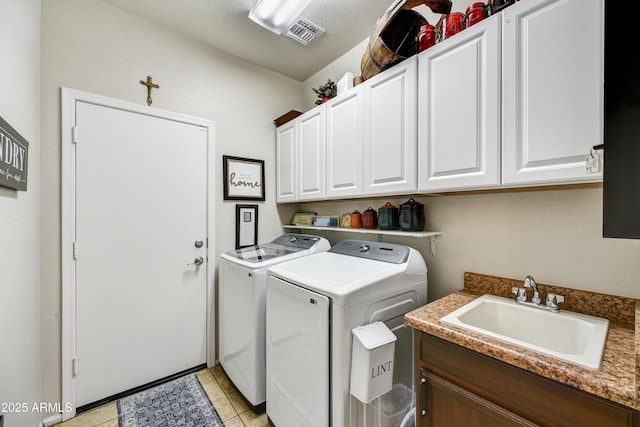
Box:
<box><xmin>235</xmin><ymin>204</ymin><xmax>258</xmax><ymax>249</ymax></box>
<box><xmin>0</xmin><ymin>116</ymin><xmax>29</xmax><ymax>191</ymax></box>
<box><xmin>223</xmin><ymin>155</ymin><xmax>265</xmax><ymax>201</ymax></box>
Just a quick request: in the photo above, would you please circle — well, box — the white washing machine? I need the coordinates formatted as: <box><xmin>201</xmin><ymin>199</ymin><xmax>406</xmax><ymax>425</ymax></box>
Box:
<box><xmin>219</xmin><ymin>233</ymin><xmax>330</xmax><ymax>412</ymax></box>
<box><xmin>266</xmin><ymin>239</ymin><xmax>427</xmax><ymax>427</ymax></box>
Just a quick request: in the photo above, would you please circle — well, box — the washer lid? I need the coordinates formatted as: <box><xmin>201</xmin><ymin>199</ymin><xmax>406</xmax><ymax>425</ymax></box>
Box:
<box><xmin>226</xmin><ymin>244</ymin><xmax>299</xmax><ymax>263</ymax></box>
<box><xmin>221</xmin><ymin>234</ymin><xmax>330</xmax><ymax>266</ymax></box>
<box><xmin>267</xmin><ymin>250</ymin><xmax>418</xmax><ymax>305</ymax></box>
<box><xmin>269</xmin><ymin>251</ymin><xmax>398</xmax><ymax>284</ymax></box>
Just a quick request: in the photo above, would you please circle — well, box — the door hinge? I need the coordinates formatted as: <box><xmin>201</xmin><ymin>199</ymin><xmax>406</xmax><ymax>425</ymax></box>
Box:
<box><xmin>72</xmin><ymin>126</ymin><xmax>78</xmax><ymax>144</ymax></box>
<box><xmin>72</xmin><ymin>357</ymin><xmax>79</xmax><ymax>376</ymax></box>
<box><xmin>73</xmin><ymin>241</ymin><xmax>78</xmax><ymax>260</ymax></box>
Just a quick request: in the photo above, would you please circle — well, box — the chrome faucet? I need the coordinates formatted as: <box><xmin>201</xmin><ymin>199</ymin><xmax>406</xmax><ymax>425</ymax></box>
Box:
<box><xmin>511</xmin><ymin>275</ymin><xmax>565</xmax><ymax>312</ymax></box>
<box><xmin>524</xmin><ymin>275</ymin><xmax>541</xmax><ymax>304</ymax></box>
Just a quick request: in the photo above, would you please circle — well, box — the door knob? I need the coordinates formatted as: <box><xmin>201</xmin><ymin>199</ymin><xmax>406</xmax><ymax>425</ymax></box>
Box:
<box><xmin>188</xmin><ymin>257</ymin><xmax>204</xmax><ymax>266</ymax></box>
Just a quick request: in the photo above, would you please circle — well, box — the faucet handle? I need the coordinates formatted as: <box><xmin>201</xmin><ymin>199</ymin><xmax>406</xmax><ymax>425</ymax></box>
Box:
<box><xmin>512</xmin><ymin>287</ymin><xmax>527</xmax><ymax>302</ymax></box>
<box><xmin>546</xmin><ymin>293</ymin><xmax>565</xmax><ymax>311</ymax></box>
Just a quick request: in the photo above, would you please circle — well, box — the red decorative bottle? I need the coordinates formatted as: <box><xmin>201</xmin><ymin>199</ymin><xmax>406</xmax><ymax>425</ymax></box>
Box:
<box><xmin>417</xmin><ymin>24</ymin><xmax>436</xmax><ymax>52</ymax></box>
<box><xmin>465</xmin><ymin>2</ymin><xmax>488</xmax><ymax>28</ymax></box>
<box><xmin>439</xmin><ymin>12</ymin><xmax>465</xmax><ymax>41</ymax></box>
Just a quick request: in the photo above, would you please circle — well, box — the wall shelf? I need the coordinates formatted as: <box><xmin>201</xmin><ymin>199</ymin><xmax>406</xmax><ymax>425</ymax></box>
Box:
<box><xmin>283</xmin><ymin>225</ymin><xmax>442</xmax><ymax>256</ymax></box>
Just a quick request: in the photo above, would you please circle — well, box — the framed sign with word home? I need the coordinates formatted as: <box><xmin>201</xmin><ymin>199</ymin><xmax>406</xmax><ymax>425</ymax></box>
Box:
<box><xmin>0</xmin><ymin>116</ymin><xmax>29</xmax><ymax>191</ymax></box>
<box><xmin>223</xmin><ymin>155</ymin><xmax>265</xmax><ymax>201</ymax></box>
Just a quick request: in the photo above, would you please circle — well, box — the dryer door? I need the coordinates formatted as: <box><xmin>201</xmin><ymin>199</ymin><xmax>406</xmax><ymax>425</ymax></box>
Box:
<box><xmin>266</xmin><ymin>276</ymin><xmax>330</xmax><ymax>427</ymax></box>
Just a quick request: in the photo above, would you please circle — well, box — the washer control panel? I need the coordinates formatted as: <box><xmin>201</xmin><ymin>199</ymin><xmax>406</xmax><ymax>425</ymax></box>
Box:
<box><xmin>271</xmin><ymin>233</ymin><xmax>324</xmax><ymax>250</ymax></box>
<box><xmin>329</xmin><ymin>240</ymin><xmax>410</xmax><ymax>264</ymax></box>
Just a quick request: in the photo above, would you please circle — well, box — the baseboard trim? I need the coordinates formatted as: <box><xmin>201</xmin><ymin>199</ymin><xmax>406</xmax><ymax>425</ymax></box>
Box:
<box><xmin>77</xmin><ymin>364</ymin><xmax>207</xmax><ymax>414</ymax></box>
<box><xmin>41</xmin><ymin>413</ymin><xmax>62</xmax><ymax>427</ymax></box>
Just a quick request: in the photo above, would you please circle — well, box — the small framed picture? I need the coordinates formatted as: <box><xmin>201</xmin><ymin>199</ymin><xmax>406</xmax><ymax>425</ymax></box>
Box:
<box><xmin>236</xmin><ymin>204</ymin><xmax>258</xmax><ymax>249</ymax></box>
<box><xmin>223</xmin><ymin>155</ymin><xmax>265</xmax><ymax>201</ymax></box>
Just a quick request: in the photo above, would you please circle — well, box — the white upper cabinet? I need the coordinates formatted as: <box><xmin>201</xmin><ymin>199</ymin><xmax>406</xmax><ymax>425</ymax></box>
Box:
<box><xmin>418</xmin><ymin>16</ymin><xmax>501</xmax><ymax>192</ymax></box>
<box><xmin>501</xmin><ymin>0</ymin><xmax>604</xmax><ymax>186</ymax></box>
<box><xmin>363</xmin><ymin>56</ymin><xmax>418</xmax><ymax>196</ymax></box>
<box><xmin>276</xmin><ymin>0</ymin><xmax>604</xmax><ymax>203</ymax></box>
<box><xmin>326</xmin><ymin>86</ymin><xmax>364</xmax><ymax>199</ymax></box>
<box><xmin>297</xmin><ymin>106</ymin><xmax>326</xmax><ymax>201</ymax></box>
<box><xmin>276</xmin><ymin>120</ymin><xmax>297</xmax><ymax>203</ymax></box>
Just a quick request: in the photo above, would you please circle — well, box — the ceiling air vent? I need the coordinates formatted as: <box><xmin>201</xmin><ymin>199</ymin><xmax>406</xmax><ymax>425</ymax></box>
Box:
<box><xmin>286</xmin><ymin>17</ymin><xmax>325</xmax><ymax>45</ymax></box>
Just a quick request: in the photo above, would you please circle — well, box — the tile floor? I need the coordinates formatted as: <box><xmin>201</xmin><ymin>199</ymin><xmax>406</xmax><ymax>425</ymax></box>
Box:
<box><xmin>54</xmin><ymin>365</ymin><xmax>269</xmax><ymax>427</ymax></box>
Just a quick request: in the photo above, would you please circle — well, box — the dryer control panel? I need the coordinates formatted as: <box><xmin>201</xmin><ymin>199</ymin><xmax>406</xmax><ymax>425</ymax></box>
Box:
<box><xmin>328</xmin><ymin>240</ymin><xmax>410</xmax><ymax>264</ymax></box>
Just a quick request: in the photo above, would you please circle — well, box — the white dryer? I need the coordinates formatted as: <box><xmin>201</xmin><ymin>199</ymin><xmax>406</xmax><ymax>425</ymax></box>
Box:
<box><xmin>266</xmin><ymin>239</ymin><xmax>427</xmax><ymax>427</ymax></box>
<box><xmin>219</xmin><ymin>233</ymin><xmax>330</xmax><ymax>412</ymax></box>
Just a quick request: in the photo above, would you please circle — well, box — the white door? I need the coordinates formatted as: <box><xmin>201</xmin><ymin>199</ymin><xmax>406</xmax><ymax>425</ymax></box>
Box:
<box><xmin>73</xmin><ymin>100</ymin><xmax>209</xmax><ymax>407</ymax></box>
<box><xmin>418</xmin><ymin>16</ymin><xmax>501</xmax><ymax>192</ymax></box>
<box><xmin>363</xmin><ymin>56</ymin><xmax>418</xmax><ymax>196</ymax></box>
<box><xmin>326</xmin><ymin>87</ymin><xmax>364</xmax><ymax>199</ymax></box>
<box><xmin>501</xmin><ymin>0</ymin><xmax>604</xmax><ymax>185</ymax></box>
<box><xmin>297</xmin><ymin>106</ymin><xmax>326</xmax><ymax>201</ymax></box>
<box><xmin>276</xmin><ymin>121</ymin><xmax>297</xmax><ymax>203</ymax></box>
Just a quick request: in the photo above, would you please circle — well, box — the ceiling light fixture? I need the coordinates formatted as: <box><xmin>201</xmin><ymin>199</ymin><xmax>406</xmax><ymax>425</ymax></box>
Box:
<box><xmin>248</xmin><ymin>0</ymin><xmax>314</xmax><ymax>35</ymax></box>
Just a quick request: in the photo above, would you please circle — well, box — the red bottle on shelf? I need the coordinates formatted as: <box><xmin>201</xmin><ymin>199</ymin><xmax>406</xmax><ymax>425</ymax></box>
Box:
<box><xmin>465</xmin><ymin>2</ymin><xmax>488</xmax><ymax>27</ymax></box>
<box><xmin>439</xmin><ymin>12</ymin><xmax>465</xmax><ymax>41</ymax></box>
<box><xmin>417</xmin><ymin>24</ymin><xmax>436</xmax><ymax>52</ymax></box>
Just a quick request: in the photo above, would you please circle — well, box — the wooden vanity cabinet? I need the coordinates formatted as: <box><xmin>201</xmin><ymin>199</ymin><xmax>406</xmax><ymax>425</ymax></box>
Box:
<box><xmin>416</xmin><ymin>332</ymin><xmax>638</xmax><ymax>427</ymax></box>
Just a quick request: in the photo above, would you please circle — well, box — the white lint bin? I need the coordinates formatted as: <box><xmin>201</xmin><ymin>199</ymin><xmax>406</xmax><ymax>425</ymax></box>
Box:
<box><xmin>350</xmin><ymin>321</ymin><xmax>397</xmax><ymax>403</ymax></box>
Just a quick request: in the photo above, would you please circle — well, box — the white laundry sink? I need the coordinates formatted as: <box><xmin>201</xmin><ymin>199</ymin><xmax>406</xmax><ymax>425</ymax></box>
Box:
<box><xmin>440</xmin><ymin>294</ymin><xmax>609</xmax><ymax>370</ymax></box>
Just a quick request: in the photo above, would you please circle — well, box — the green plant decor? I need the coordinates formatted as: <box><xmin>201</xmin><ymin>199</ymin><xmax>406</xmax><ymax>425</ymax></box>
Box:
<box><xmin>313</xmin><ymin>79</ymin><xmax>337</xmax><ymax>105</ymax></box>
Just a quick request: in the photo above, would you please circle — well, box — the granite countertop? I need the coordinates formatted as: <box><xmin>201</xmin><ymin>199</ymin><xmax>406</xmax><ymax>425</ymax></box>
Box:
<box><xmin>404</xmin><ymin>272</ymin><xmax>638</xmax><ymax>410</ymax></box>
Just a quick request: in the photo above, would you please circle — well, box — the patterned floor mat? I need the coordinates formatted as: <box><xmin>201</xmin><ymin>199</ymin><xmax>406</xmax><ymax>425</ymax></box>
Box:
<box><xmin>117</xmin><ymin>373</ymin><xmax>224</xmax><ymax>426</ymax></box>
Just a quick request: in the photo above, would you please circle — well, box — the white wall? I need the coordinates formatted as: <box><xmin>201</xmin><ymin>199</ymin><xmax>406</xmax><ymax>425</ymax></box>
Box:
<box><xmin>301</xmin><ymin>1</ymin><xmax>640</xmax><ymax>302</ymax></box>
<box><xmin>40</xmin><ymin>0</ymin><xmax>301</xmax><ymax>414</ymax></box>
<box><xmin>301</xmin><ymin>188</ymin><xmax>640</xmax><ymax>302</ymax></box>
<box><xmin>303</xmin><ymin>0</ymin><xmax>477</xmax><ymax>110</ymax></box>
<box><xmin>35</xmin><ymin>0</ymin><xmax>640</xmax><ymax>418</ymax></box>
<box><xmin>0</xmin><ymin>0</ymin><xmax>42</xmax><ymax>426</ymax></box>
<box><xmin>303</xmin><ymin>38</ymin><xmax>368</xmax><ymax>110</ymax></box>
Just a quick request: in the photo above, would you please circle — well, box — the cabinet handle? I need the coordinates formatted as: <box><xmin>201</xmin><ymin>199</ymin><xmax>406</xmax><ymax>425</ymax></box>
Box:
<box><xmin>420</xmin><ymin>377</ymin><xmax>427</xmax><ymax>417</ymax></box>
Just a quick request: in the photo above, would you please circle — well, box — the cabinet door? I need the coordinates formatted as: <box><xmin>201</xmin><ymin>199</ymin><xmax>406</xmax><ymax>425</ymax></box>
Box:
<box><xmin>363</xmin><ymin>57</ymin><xmax>418</xmax><ymax>196</ymax></box>
<box><xmin>603</xmin><ymin>0</ymin><xmax>640</xmax><ymax>238</ymax></box>
<box><xmin>326</xmin><ymin>87</ymin><xmax>364</xmax><ymax>199</ymax></box>
<box><xmin>419</xmin><ymin>333</ymin><xmax>638</xmax><ymax>427</ymax></box>
<box><xmin>297</xmin><ymin>106</ymin><xmax>326</xmax><ymax>201</ymax></box>
<box><xmin>418</xmin><ymin>369</ymin><xmax>537</xmax><ymax>427</ymax></box>
<box><xmin>502</xmin><ymin>0</ymin><xmax>604</xmax><ymax>186</ymax></box>
<box><xmin>418</xmin><ymin>17</ymin><xmax>501</xmax><ymax>192</ymax></box>
<box><xmin>276</xmin><ymin>120</ymin><xmax>297</xmax><ymax>203</ymax></box>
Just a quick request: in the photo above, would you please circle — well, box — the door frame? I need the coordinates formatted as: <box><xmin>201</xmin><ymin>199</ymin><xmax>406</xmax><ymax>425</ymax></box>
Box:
<box><xmin>60</xmin><ymin>87</ymin><xmax>216</xmax><ymax>420</ymax></box>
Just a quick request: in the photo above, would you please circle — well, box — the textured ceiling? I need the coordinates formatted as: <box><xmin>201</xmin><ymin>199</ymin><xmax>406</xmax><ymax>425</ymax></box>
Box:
<box><xmin>101</xmin><ymin>0</ymin><xmax>399</xmax><ymax>82</ymax></box>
